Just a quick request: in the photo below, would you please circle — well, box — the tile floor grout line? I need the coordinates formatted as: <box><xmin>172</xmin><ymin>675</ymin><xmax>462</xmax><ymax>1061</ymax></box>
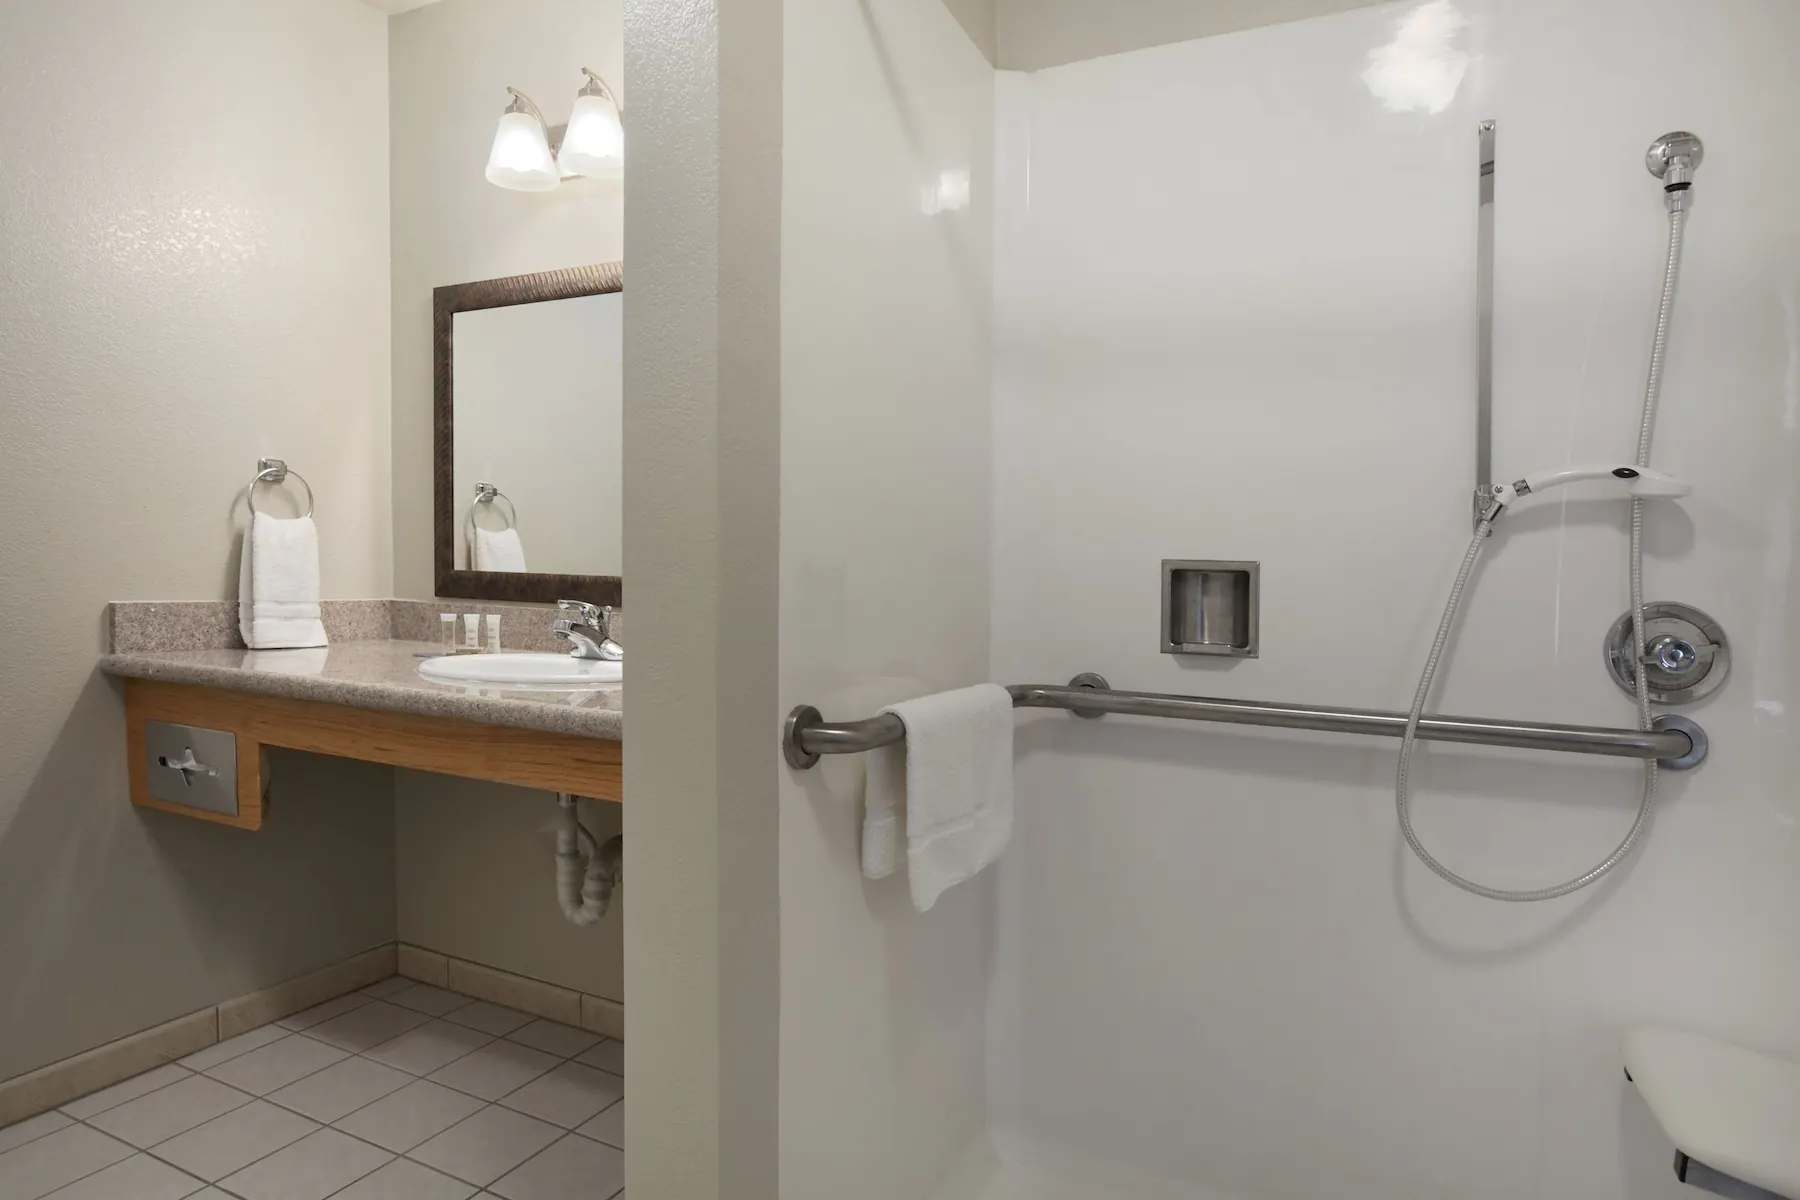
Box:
<box><xmin>469</xmin><ymin>1127</ymin><xmax>583</xmax><ymax>1197</ymax></box>
<box><xmin>74</xmin><ymin>1077</ymin><xmax>393</xmax><ymax>1197</ymax></box>
<box><xmin>74</xmin><ymin>1103</ymin><xmax>284</xmax><ymax>1196</ymax></box>
<box><xmin>12</xmin><ymin>1123</ymin><xmax>147</xmax><ymax>1200</ymax></box>
<box><xmin>0</xmin><ymin>1113</ymin><xmax>81</xmax><ymax>1158</ymax></box>
<box><xmin>573</xmin><ymin>1095</ymin><xmax>625</xmax><ymax>1150</ymax></box>
<box><xmin>55</xmin><ymin>1063</ymin><xmax>196</xmax><ymax>1123</ymax></box>
<box><xmin>390</xmin><ymin>1054</ymin><xmax>569</xmax><ymax>1188</ymax></box>
<box><xmin>184</xmin><ymin>1116</ymin><xmax>403</xmax><ymax>1199</ymax></box>
<box><xmin>182</xmin><ymin>1023</ymin><xmax>297</xmax><ymax>1074</ymax></box>
<box><xmin>198</xmin><ymin>1031</ymin><xmax>357</xmax><ymax>1108</ymax></box>
<box><xmin>255</xmin><ymin>1030</ymin><xmax>494</xmax><ymax>1122</ymax></box>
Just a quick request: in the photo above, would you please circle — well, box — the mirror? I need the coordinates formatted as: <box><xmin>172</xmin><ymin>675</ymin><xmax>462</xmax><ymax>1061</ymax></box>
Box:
<box><xmin>433</xmin><ymin>262</ymin><xmax>622</xmax><ymax>604</ymax></box>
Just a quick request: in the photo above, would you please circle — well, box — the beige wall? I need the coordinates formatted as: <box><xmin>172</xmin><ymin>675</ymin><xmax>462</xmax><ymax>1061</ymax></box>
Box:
<box><xmin>390</xmin><ymin>0</ymin><xmax>625</xmax><ymax>600</ymax></box>
<box><xmin>396</xmin><ymin>779</ymin><xmax>622</xmax><ymax>999</ymax></box>
<box><xmin>778</xmin><ymin>0</ymin><xmax>997</xmax><ymax>1195</ymax></box>
<box><xmin>388</xmin><ymin>0</ymin><xmax>627</xmax><ymax>1003</ymax></box>
<box><xmin>620</xmin><ymin>0</ymin><xmax>784</xmax><ymax>1194</ymax></box>
<box><xmin>0</xmin><ymin>0</ymin><xmax>397</xmax><ymax>1081</ymax></box>
<box><xmin>993</xmin><ymin>0</ymin><xmax>1390</xmax><ymax>70</ymax></box>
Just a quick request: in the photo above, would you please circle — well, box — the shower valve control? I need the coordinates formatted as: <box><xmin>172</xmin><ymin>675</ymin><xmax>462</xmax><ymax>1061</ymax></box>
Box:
<box><xmin>1604</xmin><ymin>602</ymin><xmax>1730</xmax><ymax>706</ymax></box>
<box><xmin>1645</xmin><ymin>635</ymin><xmax>1703</xmax><ymax>675</ymax></box>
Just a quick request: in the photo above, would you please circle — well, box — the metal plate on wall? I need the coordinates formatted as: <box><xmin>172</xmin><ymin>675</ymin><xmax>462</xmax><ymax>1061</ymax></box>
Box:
<box><xmin>144</xmin><ymin>721</ymin><xmax>239</xmax><ymax>816</ymax></box>
<box><xmin>1162</xmin><ymin>560</ymin><xmax>1260</xmax><ymax>657</ymax></box>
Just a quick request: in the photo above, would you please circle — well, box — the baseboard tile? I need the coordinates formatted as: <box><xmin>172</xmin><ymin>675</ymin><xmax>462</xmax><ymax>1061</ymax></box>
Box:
<box><xmin>396</xmin><ymin>944</ymin><xmax>449</xmax><ymax>988</ymax></box>
<box><xmin>219</xmin><ymin>944</ymin><xmax>397</xmax><ymax>1039</ymax></box>
<box><xmin>446</xmin><ymin>958</ymin><xmax>583</xmax><ymax>1027</ymax></box>
<box><xmin>0</xmin><ymin>943</ymin><xmax>397</xmax><ymax>1130</ymax></box>
<box><xmin>0</xmin><ymin>1008</ymin><xmax>215</xmax><ymax>1130</ymax></box>
<box><xmin>399</xmin><ymin>944</ymin><xmax>622</xmax><ymax>1036</ymax></box>
<box><xmin>580</xmin><ymin>993</ymin><xmax>625</xmax><ymax>1040</ymax></box>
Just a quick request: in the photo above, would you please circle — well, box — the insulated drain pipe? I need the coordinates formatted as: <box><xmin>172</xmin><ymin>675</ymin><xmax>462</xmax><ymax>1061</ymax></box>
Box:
<box><xmin>555</xmin><ymin>793</ymin><xmax>621</xmax><ymax>926</ymax></box>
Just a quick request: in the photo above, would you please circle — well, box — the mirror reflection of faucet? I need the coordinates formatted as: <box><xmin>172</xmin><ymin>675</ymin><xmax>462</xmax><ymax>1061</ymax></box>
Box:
<box><xmin>553</xmin><ymin>600</ymin><xmax>623</xmax><ymax>662</ymax></box>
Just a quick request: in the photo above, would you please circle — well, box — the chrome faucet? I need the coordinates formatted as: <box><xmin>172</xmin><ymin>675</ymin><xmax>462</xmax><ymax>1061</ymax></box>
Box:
<box><xmin>553</xmin><ymin>601</ymin><xmax>622</xmax><ymax>662</ymax></box>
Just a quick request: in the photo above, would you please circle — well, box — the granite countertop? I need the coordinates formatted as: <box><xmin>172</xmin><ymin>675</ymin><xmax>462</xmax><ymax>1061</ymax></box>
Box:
<box><xmin>100</xmin><ymin>640</ymin><xmax>622</xmax><ymax>741</ymax></box>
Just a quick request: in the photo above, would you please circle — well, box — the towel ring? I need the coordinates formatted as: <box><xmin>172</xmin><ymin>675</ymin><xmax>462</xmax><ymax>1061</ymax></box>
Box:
<box><xmin>245</xmin><ymin>458</ymin><xmax>314</xmax><ymax>519</ymax></box>
<box><xmin>468</xmin><ymin>482</ymin><xmax>518</xmax><ymax>534</ymax></box>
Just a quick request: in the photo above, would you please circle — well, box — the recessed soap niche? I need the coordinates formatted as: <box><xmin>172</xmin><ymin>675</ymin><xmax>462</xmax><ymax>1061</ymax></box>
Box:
<box><xmin>1162</xmin><ymin>560</ymin><xmax>1259</xmax><ymax>658</ymax></box>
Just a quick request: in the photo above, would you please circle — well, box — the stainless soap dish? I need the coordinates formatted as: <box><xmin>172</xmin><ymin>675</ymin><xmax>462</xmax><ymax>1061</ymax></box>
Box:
<box><xmin>1162</xmin><ymin>560</ymin><xmax>1259</xmax><ymax>658</ymax></box>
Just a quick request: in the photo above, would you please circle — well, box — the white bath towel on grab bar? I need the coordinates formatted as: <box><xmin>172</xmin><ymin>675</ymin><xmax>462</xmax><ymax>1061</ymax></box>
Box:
<box><xmin>862</xmin><ymin>683</ymin><xmax>1014</xmax><ymax>912</ymax></box>
<box><xmin>237</xmin><ymin>513</ymin><xmax>328</xmax><ymax>649</ymax></box>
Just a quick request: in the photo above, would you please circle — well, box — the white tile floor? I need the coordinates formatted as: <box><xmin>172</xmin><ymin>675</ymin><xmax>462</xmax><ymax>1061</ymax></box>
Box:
<box><xmin>0</xmin><ymin>980</ymin><xmax>624</xmax><ymax>1200</ymax></box>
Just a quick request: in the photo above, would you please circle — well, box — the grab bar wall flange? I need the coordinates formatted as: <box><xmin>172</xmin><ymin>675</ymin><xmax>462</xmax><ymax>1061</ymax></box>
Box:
<box><xmin>783</xmin><ymin>675</ymin><xmax>1704</xmax><ymax>772</ymax></box>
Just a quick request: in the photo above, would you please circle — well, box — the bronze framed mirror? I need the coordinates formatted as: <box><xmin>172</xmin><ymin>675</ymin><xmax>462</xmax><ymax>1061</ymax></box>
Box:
<box><xmin>433</xmin><ymin>262</ymin><xmax>623</xmax><ymax>605</ymax></box>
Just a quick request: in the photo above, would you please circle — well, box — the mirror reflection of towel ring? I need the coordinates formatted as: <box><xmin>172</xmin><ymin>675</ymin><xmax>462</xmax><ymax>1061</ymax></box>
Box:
<box><xmin>245</xmin><ymin>458</ymin><xmax>314</xmax><ymax>519</ymax></box>
<box><xmin>468</xmin><ymin>482</ymin><xmax>518</xmax><ymax>536</ymax></box>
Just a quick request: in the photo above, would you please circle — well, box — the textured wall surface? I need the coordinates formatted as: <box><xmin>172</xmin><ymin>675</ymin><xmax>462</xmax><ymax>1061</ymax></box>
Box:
<box><xmin>388</xmin><ymin>0</ymin><xmax>627</xmax><ymax>1005</ymax></box>
<box><xmin>778</xmin><ymin>0</ymin><xmax>997</xmax><ymax>1197</ymax></box>
<box><xmin>986</xmin><ymin>2</ymin><xmax>1800</xmax><ymax>1197</ymax></box>
<box><xmin>0</xmin><ymin>0</ymin><xmax>397</xmax><ymax>1081</ymax></box>
<box><xmin>621</xmin><ymin>0</ymin><xmax>784</xmax><ymax>1193</ymax></box>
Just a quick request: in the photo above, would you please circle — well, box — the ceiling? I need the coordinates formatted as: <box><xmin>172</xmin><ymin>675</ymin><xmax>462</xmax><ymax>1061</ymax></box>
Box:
<box><xmin>992</xmin><ymin>0</ymin><xmax>1396</xmax><ymax>70</ymax></box>
<box><xmin>360</xmin><ymin>0</ymin><xmax>443</xmax><ymax>13</ymax></box>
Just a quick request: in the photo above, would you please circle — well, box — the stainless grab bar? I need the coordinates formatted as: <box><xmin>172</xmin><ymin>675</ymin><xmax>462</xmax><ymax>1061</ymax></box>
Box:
<box><xmin>782</xmin><ymin>673</ymin><xmax>1708</xmax><ymax>771</ymax></box>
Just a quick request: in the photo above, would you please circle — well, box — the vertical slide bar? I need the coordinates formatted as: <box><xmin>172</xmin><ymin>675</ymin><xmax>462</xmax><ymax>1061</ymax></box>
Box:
<box><xmin>1474</xmin><ymin>120</ymin><xmax>1496</xmax><ymax>528</ymax></box>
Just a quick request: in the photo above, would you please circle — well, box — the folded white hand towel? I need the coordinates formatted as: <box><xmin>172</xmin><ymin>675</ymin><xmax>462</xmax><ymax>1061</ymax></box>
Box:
<box><xmin>862</xmin><ymin>683</ymin><xmax>1014</xmax><ymax>912</ymax></box>
<box><xmin>238</xmin><ymin>514</ymin><xmax>328</xmax><ymax>649</ymax></box>
<box><xmin>473</xmin><ymin>525</ymin><xmax>528</xmax><ymax>573</ymax></box>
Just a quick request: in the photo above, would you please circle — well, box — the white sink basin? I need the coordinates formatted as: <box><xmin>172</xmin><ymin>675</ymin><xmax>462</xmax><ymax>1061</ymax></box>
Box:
<box><xmin>418</xmin><ymin>652</ymin><xmax>621</xmax><ymax>688</ymax></box>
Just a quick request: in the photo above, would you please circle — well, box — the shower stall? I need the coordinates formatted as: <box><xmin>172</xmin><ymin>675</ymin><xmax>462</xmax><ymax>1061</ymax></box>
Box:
<box><xmin>973</xmin><ymin>5</ymin><xmax>1799</xmax><ymax>1196</ymax></box>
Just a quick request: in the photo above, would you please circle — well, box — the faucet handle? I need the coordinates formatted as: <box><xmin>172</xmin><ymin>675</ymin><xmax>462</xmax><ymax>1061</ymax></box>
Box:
<box><xmin>557</xmin><ymin>600</ymin><xmax>616</xmax><ymax>639</ymax></box>
<box><xmin>557</xmin><ymin>599</ymin><xmax>602</xmax><ymax>622</ymax></box>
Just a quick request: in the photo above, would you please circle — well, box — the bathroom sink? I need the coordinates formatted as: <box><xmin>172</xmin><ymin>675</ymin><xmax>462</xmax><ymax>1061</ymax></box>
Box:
<box><xmin>418</xmin><ymin>652</ymin><xmax>621</xmax><ymax>688</ymax></box>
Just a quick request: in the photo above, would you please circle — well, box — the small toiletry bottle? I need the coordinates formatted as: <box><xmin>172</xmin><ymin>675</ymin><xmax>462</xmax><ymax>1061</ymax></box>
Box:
<box><xmin>485</xmin><ymin>613</ymin><xmax>502</xmax><ymax>654</ymax></box>
<box><xmin>438</xmin><ymin>612</ymin><xmax>457</xmax><ymax>654</ymax></box>
<box><xmin>463</xmin><ymin>614</ymin><xmax>482</xmax><ymax>652</ymax></box>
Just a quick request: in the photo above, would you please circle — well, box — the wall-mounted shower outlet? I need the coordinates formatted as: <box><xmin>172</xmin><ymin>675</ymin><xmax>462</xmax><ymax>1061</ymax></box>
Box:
<box><xmin>1162</xmin><ymin>560</ymin><xmax>1259</xmax><ymax>658</ymax></box>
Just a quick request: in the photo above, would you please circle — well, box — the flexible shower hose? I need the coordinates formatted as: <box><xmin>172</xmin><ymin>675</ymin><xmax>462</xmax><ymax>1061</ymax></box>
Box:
<box><xmin>1396</xmin><ymin>207</ymin><xmax>1688</xmax><ymax>902</ymax></box>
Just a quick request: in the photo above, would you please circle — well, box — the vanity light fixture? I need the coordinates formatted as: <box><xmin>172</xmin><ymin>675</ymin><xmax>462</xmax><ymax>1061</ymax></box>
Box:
<box><xmin>484</xmin><ymin>68</ymin><xmax>623</xmax><ymax>193</ymax></box>
<box><xmin>558</xmin><ymin>68</ymin><xmax>624</xmax><ymax>179</ymax></box>
<box><xmin>485</xmin><ymin>88</ymin><xmax>559</xmax><ymax>191</ymax></box>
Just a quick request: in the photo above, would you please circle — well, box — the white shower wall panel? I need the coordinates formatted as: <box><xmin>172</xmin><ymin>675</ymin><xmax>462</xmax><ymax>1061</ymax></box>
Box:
<box><xmin>987</xmin><ymin>2</ymin><xmax>1800</xmax><ymax>1197</ymax></box>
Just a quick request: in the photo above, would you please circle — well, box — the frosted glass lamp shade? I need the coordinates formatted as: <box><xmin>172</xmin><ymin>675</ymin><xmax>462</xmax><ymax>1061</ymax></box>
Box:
<box><xmin>558</xmin><ymin>93</ymin><xmax>623</xmax><ymax>178</ymax></box>
<box><xmin>486</xmin><ymin>111</ymin><xmax>559</xmax><ymax>191</ymax></box>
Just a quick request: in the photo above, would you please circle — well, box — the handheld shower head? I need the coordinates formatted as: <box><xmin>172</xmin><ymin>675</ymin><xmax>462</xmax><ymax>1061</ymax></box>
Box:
<box><xmin>1484</xmin><ymin>464</ymin><xmax>1691</xmax><ymax>519</ymax></box>
<box><xmin>1647</xmin><ymin>132</ymin><xmax>1703</xmax><ymax>210</ymax></box>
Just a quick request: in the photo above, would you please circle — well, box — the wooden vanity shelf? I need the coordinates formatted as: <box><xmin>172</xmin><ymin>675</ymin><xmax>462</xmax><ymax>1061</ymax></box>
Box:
<box><xmin>124</xmin><ymin>679</ymin><xmax>623</xmax><ymax>830</ymax></box>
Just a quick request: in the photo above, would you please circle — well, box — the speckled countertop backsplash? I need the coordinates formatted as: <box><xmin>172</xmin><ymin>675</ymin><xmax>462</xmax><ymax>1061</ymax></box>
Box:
<box><xmin>107</xmin><ymin>599</ymin><xmax>618</xmax><ymax>655</ymax></box>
